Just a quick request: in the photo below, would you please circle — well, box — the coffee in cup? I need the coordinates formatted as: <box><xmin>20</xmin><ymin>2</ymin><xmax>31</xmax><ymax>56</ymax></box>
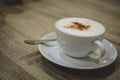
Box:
<box><xmin>55</xmin><ymin>18</ymin><xmax>106</xmax><ymax>58</ymax></box>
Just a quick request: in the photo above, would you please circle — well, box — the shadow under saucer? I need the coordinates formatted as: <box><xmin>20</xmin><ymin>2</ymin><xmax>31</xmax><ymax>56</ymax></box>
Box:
<box><xmin>38</xmin><ymin>54</ymin><xmax>119</xmax><ymax>80</ymax></box>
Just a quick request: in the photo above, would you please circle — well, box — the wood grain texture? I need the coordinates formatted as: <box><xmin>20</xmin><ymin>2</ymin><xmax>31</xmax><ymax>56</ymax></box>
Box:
<box><xmin>0</xmin><ymin>0</ymin><xmax>120</xmax><ymax>80</ymax></box>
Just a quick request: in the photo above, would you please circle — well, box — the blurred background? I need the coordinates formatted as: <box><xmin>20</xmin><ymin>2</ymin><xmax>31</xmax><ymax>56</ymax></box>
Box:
<box><xmin>0</xmin><ymin>0</ymin><xmax>120</xmax><ymax>80</ymax></box>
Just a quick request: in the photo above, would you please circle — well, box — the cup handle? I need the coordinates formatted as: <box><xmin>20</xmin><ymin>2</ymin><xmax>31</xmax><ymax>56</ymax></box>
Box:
<box><xmin>89</xmin><ymin>40</ymin><xmax>106</xmax><ymax>59</ymax></box>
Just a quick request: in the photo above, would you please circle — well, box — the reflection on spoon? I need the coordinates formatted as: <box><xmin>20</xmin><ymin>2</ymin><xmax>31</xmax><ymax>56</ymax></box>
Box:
<box><xmin>24</xmin><ymin>39</ymin><xmax>57</xmax><ymax>45</ymax></box>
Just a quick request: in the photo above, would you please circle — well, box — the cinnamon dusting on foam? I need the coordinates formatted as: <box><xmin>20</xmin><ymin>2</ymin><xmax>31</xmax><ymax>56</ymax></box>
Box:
<box><xmin>64</xmin><ymin>22</ymin><xmax>90</xmax><ymax>31</ymax></box>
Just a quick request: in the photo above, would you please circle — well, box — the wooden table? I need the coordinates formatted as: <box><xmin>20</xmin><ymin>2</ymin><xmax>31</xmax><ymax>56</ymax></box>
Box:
<box><xmin>0</xmin><ymin>0</ymin><xmax>120</xmax><ymax>80</ymax></box>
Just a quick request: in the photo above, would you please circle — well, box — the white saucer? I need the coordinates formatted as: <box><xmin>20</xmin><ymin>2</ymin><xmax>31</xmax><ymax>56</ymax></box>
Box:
<box><xmin>38</xmin><ymin>33</ymin><xmax>117</xmax><ymax>69</ymax></box>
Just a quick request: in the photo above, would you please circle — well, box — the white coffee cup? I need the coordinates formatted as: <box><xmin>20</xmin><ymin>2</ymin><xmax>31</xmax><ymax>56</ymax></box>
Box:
<box><xmin>55</xmin><ymin>18</ymin><xmax>106</xmax><ymax>58</ymax></box>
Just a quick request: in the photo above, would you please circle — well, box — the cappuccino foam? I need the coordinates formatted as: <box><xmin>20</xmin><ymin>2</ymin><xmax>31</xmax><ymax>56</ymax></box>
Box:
<box><xmin>55</xmin><ymin>18</ymin><xmax>105</xmax><ymax>37</ymax></box>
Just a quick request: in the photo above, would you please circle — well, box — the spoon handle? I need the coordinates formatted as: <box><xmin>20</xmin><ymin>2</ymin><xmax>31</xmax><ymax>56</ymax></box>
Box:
<box><xmin>24</xmin><ymin>39</ymin><xmax>57</xmax><ymax>45</ymax></box>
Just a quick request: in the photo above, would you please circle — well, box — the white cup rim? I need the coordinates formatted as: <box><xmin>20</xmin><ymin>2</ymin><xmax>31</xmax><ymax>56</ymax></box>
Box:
<box><xmin>55</xmin><ymin>17</ymin><xmax>105</xmax><ymax>37</ymax></box>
